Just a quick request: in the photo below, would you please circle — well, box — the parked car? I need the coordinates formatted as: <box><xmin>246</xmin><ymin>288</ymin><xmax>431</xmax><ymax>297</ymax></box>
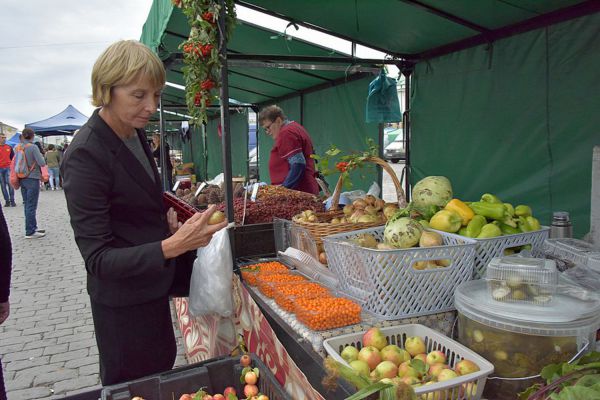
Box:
<box><xmin>384</xmin><ymin>135</ymin><xmax>405</xmax><ymax>163</ymax></box>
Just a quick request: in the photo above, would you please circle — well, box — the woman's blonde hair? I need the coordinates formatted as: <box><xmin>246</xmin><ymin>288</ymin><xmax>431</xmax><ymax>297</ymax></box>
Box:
<box><xmin>91</xmin><ymin>40</ymin><xmax>166</xmax><ymax>107</ymax></box>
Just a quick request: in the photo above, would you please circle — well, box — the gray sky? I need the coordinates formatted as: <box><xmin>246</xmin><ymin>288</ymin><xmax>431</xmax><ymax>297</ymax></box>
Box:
<box><xmin>0</xmin><ymin>0</ymin><xmax>153</xmax><ymax>130</ymax></box>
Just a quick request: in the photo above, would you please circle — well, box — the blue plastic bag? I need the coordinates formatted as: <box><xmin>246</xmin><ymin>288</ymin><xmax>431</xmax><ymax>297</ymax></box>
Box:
<box><xmin>366</xmin><ymin>69</ymin><xmax>402</xmax><ymax>123</ymax></box>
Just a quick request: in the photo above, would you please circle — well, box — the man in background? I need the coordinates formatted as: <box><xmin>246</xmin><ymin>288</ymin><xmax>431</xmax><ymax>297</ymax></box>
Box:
<box><xmin>0</xmin><ymin>134</ymin><xmax>15</xmax><ymax>207</ymax></box>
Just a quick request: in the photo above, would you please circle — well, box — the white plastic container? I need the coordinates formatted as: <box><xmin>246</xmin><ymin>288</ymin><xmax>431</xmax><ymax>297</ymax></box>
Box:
<box><xmin>323</xmin><ymin>324</ymin><xmax>494</xmax><ymax>399</ymax></box>
<box><xmin>485</xmin><ymin>256</ymin><xmax>558</xmax><ymax>306</ymax></box>
<box><xmin>455</xmin><ymin>279</ymin><xmax>600</xmax><ymax>397</ymax></box>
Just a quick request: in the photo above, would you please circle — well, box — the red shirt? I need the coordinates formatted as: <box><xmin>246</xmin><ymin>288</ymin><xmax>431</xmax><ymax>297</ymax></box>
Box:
<box><xmin>269</xmin><ymin>121</ymin><xmax>319</xmax><ymax>195</ymax></box>
<box><xmin>0</xmin><ymin>144</ymin><xmax>13</xmax><ymax>168</ymax></box>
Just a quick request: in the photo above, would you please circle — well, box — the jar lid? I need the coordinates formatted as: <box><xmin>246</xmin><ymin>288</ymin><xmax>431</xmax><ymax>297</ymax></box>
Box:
<box><xmin>455</xmin><ymin>280</ymin><xmax>600</xmax><ymax>335</ymax></box>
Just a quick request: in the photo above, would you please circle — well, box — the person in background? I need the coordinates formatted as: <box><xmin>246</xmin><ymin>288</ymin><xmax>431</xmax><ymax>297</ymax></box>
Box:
<box><xmin>0</xmin><ymin>205</ymin><xmax>12</xmax><ymax>400</ymax></box>
<box><xmin>44</xmin><ymin>144</ymin><xmax>61</xmax><ymax>190</ymax></box>
<box><xmin>61</xmin><ymin>39</ymin><xmax>227</xmax><ymax>386</ymax></box>
<box><xmin>151</xmin><ymin>132</ymin><xmax>173</xmax><ymax>191</ymax></box>
<box><xmin>258</xmin><ymin>105</ymin><xmax>319</xmax><ymax>195</ymax></box>
<box><xmin>0</xmin><ymin>134</ymin><xmax>15</xmax><ymax>207</ymax></box>
<box><xmin>18</xmin><ymin>128</ymin><xmax>46</xmax><ymax>238</ymax></box>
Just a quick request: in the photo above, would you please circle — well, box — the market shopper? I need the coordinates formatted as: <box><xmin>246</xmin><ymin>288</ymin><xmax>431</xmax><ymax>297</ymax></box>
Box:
<box><xmin>0</xmin><ymin>205</ymin><xmax>12</xmax><ymax>400</ymax></box>
<box><xmin>44</xmin><ymin>144</ymin><xmax>61</xmax><ymax>190</ymax></box>
<box><xmin>152</xmin><ymin>132</ymin><xmax>173</xmax><ymax>191</ymax></box>
<box><xmin>18</xmin><ymin>128</ymin><xmax>46</xmax><ymax>238</ymax></box>
<box><xmin>0</xmin><ymin>134</ymin><xmax>15</xmax><ymax>207</ymax></box>
<box><xmin>61</xmin><ymin>39</ymin><xmax>228</xmax><ymax>386</ymax></box>
<box><xmin>258</xmin><ymin>105</ymin><xmax>319</xmax><ymax>195</ymax></box>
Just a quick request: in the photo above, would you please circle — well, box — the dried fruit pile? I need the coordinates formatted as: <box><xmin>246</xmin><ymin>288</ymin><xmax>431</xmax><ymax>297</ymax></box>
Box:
<box><xmin>256</xmin><ymin>273</ymin><xmax>307</xmax><ymax>297</ymax></box>
<box><xmin>294</xmin><ymin>297</ymin><xmax>362</xmax><ymax>330</ymax></box>
<box><xmin>272</xmin><ymin>282</ymin><xmax>331</xmax><ymax>312</ymax></box>
<box><xmin>240</xmin><ymin>261</ymin><xmax>290</xmax><ymax>286</ymax></box>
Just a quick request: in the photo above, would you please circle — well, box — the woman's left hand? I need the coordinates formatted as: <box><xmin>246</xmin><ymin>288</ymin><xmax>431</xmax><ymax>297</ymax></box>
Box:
<box><xmin>167</xmin><ymin>207</ymin><xmax>181</xmax><ymax>235</ymax></box>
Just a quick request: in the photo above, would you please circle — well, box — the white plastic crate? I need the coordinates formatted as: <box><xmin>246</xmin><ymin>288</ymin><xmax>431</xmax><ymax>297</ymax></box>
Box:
<box><xmin>323</xmin><ymin>227</ymin><xmax>476</xmax><ymax>320</ymax></box>
<box><xmin>323</xmin><ymin>324</ymin><xmax>494</xmax><ymax>400</ymax></box>
<box><xmin>433</xmin><ymin>227</ymin><xmax>550</xmax><ymax>279</ymax></box>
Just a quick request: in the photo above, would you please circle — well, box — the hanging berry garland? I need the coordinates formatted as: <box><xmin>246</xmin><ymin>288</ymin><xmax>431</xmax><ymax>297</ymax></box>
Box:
<box><xmin>172</xmin><ymin>0</ymin><xmax>236</xmax><ymax>124</ymax></box>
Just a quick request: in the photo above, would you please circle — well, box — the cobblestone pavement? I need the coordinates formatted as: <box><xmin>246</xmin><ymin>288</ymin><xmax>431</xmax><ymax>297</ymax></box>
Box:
<box><xmin>1</xmin><ymin>188</ymin><xmax>187</xmax><ymax>399</ymax></box>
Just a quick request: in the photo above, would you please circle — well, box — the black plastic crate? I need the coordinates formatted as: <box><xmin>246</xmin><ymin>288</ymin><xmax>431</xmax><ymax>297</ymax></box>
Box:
<box><xmin>101</xmin><ymin>354</ymin><xmax>290</xmax><ymax>400</ymax></box>
<box><xmin>230</xmin><ymin>222</ymin><xmax>277</xmax><ymax>260</ymax></box>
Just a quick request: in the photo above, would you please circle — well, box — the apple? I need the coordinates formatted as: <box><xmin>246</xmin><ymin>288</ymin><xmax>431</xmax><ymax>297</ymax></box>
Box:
<box><xmin>208</xmin><ymin>210</ymin><xmax>226</xmax><ymax>225</ymax></box>
<box><xmin>240</xmin><ymin>354</ymin><xmax>251</xmax><ymax>367</ymax></box>
<box><xmin>455</xmin><ymin>359</ymin><xmax>480</xmax><ymax>376</ymax></box>
<box><xmin>363</xmin><ymin>327</ymin><xmax>388</xmax><ymax>350</ymax></box>
<box><xmin>460</xmin><ymin>382</ymin><xmax>478</xmax><ymax>399</ymax></box>
<box><xmin>213</xmin><ymin>395</ymin><xmax>225</xmax><ymax>400</ymax></box>
<box><xmin>358</xmin><ymin>346</ymin><xmax>382</xmax><ymax>370</ymax></box>
<box><xmin>437</xmin><ymin>368</ymin><xmax>459</xmax><ymax>382</ymax></box>
<box><xmin>413</xmin><ymin>353</ymin><xmax>427</xmax><ymax>364</ymax></box>
<box><xmin>201</xmin><ymin>395</ymin><xmax>213</xmax><ymax>400</ymax></box>
<box><xmin>428</xmin><ymin>363</ymin><xmax>449</xmax><ymax>379</ymax></box>
<box><xmin>380</xmin><ymin>344</ymin><xmax>411</xmax><ymax>366</ymax></box>
<box><xmin>400</xmin><ymin>376</ymin><xmax>420</xmax><ymax>385</ymax></box>
<box><xmin>421</xmin><ymin>382</ymin><xmax>443</xmax><ymax>400</ymax></box>
<box><xmin>179</xmin><ymin>395</ymin><xmax>193</xmax><ymax>400</ymax></box>
<box><xmin>426</xmin><ymin>350</ymin><xmax>446</xmax><ymax>365</ymax></box>
<box><xmin>245</xmin><ymin>371</ymin><xmax>258</xmax><ymax>385</ymax></box>
<box><xmin>243</xmin><ymin>384</ymin><xmax>259</xmax><ymax>398</ymax></box>
<box><xmin>404</xmin><ymin>336</ymin><xmax>426</xmax><ymax>356</ymax></box>
<box><xmin>397</xmin><ymin>361</ymin><xmax>420</xmax><ymax>379</ymax></box>
<box><xmin>350</xmin><ymin>359</ymin><xmax>371</xmax><ymax>376</ymax></box>
<box><xmin>370</xmin><ymin>360</ymin><xmax>398</xmax><ymax>380</ymax></box>
<box><xmin>257</xmin><ymin>396</ymin><xmax>269</xmax><ymax>400</ymax></box>
<box><xmin>340</xmin><ymin>345</ymin><xmax>360</xmax><ymax>363</ymax></box>
<box><xmin>223</xmin><ymin>387</ymin><xmax>236</xmax><ymax>397</ymax></box>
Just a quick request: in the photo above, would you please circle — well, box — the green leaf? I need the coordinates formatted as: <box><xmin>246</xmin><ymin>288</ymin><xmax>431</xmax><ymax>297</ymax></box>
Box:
<box><xmin>326</xmin><ymin>147</ymin><xmax>341</xmax><ymax>157</ymax></box>
<box><xmin>344</xmin><ymin>381</ymin><xmax>393</xmax><ymax>400</ymax></box>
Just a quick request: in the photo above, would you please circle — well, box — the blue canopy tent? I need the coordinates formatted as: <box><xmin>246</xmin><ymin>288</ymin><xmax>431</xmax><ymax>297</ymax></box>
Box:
<box><xmin>24</xmin><ymin>105</ymin><xmax>89</xmax><ymax>137</ymax></box>
<box><xmin>6</xmin><ymin>131</ymin><xmax>21</xmax><ymax>147</ymax></box>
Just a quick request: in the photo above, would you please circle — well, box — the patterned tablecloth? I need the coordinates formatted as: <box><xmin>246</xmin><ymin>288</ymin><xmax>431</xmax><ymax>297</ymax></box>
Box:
<box><xmin>174</xmin><ymin>275</ymin><xmax>457</xmax><ymax>399</ymax></box>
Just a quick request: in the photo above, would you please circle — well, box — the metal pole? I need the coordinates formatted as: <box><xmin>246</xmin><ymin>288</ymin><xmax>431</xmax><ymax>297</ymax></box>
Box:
<box><xmin>402</xmin><ymin>66</ymin><xmax>413</xmax><ymax>201</ymax></box>
<box><xmin>159</xmin><ymin>97</ymin><xmax>168</xmax><ymax>191</ymax></box>
<box><xmin>219</xmin><ymin>0</ymin><xmax>234</xmax><ymax>223</ymax></box>
<box><xmin>378</xmin><ymin>123</ymin><xmax>384</xmax><ymax>195</ymax></box>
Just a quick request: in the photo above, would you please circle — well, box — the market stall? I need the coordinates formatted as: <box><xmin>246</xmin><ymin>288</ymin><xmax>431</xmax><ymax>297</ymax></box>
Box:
<box><xmin>114</xmin><ymin>1</ymin><xmax>600</xmax><ymax>399</ymax></box>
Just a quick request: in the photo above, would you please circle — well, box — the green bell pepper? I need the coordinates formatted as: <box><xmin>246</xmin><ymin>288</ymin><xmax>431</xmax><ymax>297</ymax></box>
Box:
<box><xmin>469</xmin><ymin>202</ymin><xmax>505</xmax><ymax>220</ymax></box>
<box><xmin>481</xmin><ymin>193</ymin><xmax>502</xmax><ymax>204</ymax></box>
<box><xmin>497</xmin><ymin>222</ymin><xmax>521</xmax><ymax>235</ymax></box>
<box><xmin>477</xmin><ymin>223</ymin><xmax>502</xmax><ymax>238</ymax></box>
<box><xmin>515</xmin><ymin>205</ymin><xmax>532</xmax><ymax>217</ymax></box>
<box><xmin>465</xmin><ymin>215</ymin><xmax>487</xmax><ymax>238</ymax></box>
<box><xmin>458</xmin><ymin>226</ymin><xmax>468</xmax><ymax>236</ymax></box>
<box><xmin>504</xmin><ymin>203</ymin><xmax>515</xmax><ymax>217</ymax></box>
<box><xmin>429</xmin><ymin>209</ymin><xmax>462</xmax><ymax>233</ymax></box>
<box><xmin>518</xmin><ymin>216</ymin><xmax>541</xmax><ymax>232</ymax></box>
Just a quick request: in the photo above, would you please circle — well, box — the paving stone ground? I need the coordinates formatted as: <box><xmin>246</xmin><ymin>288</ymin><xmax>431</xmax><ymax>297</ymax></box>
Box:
<box><xmin>1</xmin><ymin>188</ymin><xmax>187</xmax><ymax>399</ymax></box>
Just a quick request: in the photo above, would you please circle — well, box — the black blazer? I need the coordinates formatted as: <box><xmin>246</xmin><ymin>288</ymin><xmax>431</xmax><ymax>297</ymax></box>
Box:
<box><xmin>62</xmin><ymin>109</ymin><xmax>180</xmax><ymax>307</ymax></box>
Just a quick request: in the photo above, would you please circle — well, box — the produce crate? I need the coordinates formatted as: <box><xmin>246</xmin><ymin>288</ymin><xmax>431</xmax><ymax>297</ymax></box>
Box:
<box><xmin>322</xmin><ymin>324</ymin><xmax>494</xmax><ymax>400</ymax></box>
<box><xmin>323</xmin><ymin>227</ymin><xmax>476</xmax><ymax>320</ymax></box>
<box><xmin>432</xmin><ymin>227</ymin><xmax>550</xmax><ymax>279</ymax></box>
<box><xmin>230</xmin><ymin>222</ymin><xmax>277</xmax><ymax>260</ymax></box>
<box><xmin>101</xmin><ymin>354</ymin><xmax>290</xmax><ymax>400</ymax></box>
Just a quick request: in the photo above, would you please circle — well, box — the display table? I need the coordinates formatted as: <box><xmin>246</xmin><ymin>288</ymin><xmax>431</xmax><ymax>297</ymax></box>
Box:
<box><xmin>174</xmin><ymin>274</ymin><xmax>458</xmax><ymax>399</ymax></box>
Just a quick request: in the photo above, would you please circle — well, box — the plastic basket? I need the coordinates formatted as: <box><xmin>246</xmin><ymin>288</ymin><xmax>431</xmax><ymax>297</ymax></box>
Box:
<box><xmin>322</xmin><ymin>324</ymin><xmax>494</xmax><ymax>399</ymax></box>
<box><xmin>438</xmin><ymin>227</ymin><xmax>550</xmax><ymax>279</ymax></box>
<box><xmin>101</xmin><ymin>354</ymin><xmax>290</xmax><ymax>400</ymax></box>
<box><xmin>323</xmin><ymin>227</ymin><xmax>476</xmax><ymax>320</ymax></box>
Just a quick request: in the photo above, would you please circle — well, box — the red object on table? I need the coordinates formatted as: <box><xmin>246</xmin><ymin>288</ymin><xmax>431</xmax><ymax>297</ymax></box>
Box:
<box><xmin>163</xmin><ymin>191</ymin><xmax>198</xmax><ymax>223</ymax></box>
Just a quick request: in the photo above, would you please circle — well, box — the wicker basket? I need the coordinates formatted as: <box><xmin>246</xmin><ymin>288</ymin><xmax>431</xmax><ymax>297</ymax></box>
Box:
<box><xmin>292</xmin><ymin>156</ymin><xmax>406</xmax><ymax>248</ymax></box>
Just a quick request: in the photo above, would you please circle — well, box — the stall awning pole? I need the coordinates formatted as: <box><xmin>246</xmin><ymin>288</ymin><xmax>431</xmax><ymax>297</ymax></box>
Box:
<box><xmin>401</xmin><ymin>65</ymin><xmax>414</xmax><ymax>201</ymax></box>
<box><xmin>159</xmin><ymin>97</ymin><xmax>168</xmax><ymax>192</ymax></box>
<box><xmin>219</xmin><ymin>0</ymin><xmax>234</xmax><ymax>223</ymax></box>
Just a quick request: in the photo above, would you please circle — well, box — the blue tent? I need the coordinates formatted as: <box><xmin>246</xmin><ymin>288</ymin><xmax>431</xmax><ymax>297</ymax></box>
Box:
<box><xmin>25</xmin><ymin>105</ymin><xmax>89</xmax><ymax>137</ymax></box>
<box><xmin>6</xmin><ymin>131</ymin><xmax>21</xmax><ymax>147</ymax></box>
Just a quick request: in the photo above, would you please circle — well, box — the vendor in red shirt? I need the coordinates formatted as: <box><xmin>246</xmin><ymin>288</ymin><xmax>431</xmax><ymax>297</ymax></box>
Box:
<box><xmin>259</xmin><ymin>105</ymin><xmax>319</xmax><ymax>195</ymax></box>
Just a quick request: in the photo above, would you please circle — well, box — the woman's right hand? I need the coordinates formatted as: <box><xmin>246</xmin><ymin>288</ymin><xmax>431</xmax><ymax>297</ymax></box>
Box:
<box><xmin>161</xmin><ymin>205</ymin><xmax>229</xmax><ymax>259</ymax></box>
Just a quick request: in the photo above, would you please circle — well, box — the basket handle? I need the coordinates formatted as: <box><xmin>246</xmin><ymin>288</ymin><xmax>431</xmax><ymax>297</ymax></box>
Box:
<box><xmin>330</xmin><ymin>156</ymin><xmax>407</xmax><ymax>209</ymax></box>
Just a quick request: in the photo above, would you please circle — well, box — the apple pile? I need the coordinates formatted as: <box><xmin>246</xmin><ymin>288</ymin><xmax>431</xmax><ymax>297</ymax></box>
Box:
<box><xmin>339</xmin><ymin>327</ymin><xmax>481</xmax><ymax>396</ymax></box>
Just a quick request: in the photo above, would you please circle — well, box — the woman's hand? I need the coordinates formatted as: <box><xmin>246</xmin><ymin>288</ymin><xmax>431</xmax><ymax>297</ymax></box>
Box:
<box><xmin>167</xmin><ymin>207</ymin><xmax>181</xmax><ymax>235</ymax></box>
<box><xmin>161</xmin><ymin>205</ymin><xmax>229</xmax><ymax>259</ymax></box>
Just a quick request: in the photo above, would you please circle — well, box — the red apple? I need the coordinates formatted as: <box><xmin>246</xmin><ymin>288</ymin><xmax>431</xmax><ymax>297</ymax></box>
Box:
<box><xmin>455</xmin><ymin>359</ymin><xmax>480</xmax><ymax>376</ymax></box>
<box><xmin>460</xmin><ymin>382</ymin><xmax>478</xmax><ymax>399</ymax></box>
<box><xmin>201</xmin><ymin>395</ymin><xmax>213</xmax><ymax>400</ymax></box>
<box><xmin>413</xmin><ymin>353</ymin><xmax>427</xmax><ymax>364</ymax></box>
<box><xmin>428</xmin><ymin>363</ymin><xmax>449</xmax><ymax>378</ymax></box>
<box><xmin>349</xmin><ymin>360</ymin><xmax>371</xmax><ymax>376</ymax></box>
<box><xmin>179</xmin><ymin>395</ymin><xmax>193</xmax><ymax>400</ymax></box>
<box><xmin>425</xmin><ymin>350</ymin><xmax>447</xmax><ymax>365</ymax></box>
<box><xmin>400</xmin><ymin>376</ymin><xmax>420</xmax><ymax>385</ymax></box>
<box><xmin>223</xmin><ymin>387</ymin><xmax>236</xmax><ymax>397</ymax></box>
<box><xmin>243</xmin><ymin>384</ymin><xmax>259</xmax><ymax>398</ymax></box>
<box><xmin>245</xmin><ymin>371</ymin><xmax>258</xmax><ymax>385</ymax></box>
<box><xmin>240</xmin><ymin>354</ymin><xmax>251</xmax><ymax>367</ymax></box>
<box><xmin>370</xmin><ymin>360</ymin><xmax>398</xmax><ymax>380</ymax></box>
<box><xmin>380</xmin><ymin>344</ymin><xmax>411</xmax><ymax>366</ymax></box>
<box><xmin>213</xmin><ymin>395</ymin><xmax>225</xmax><ymax>400</ymax></box>
<box><xmin>397</xmin><ymin>361</ymin><xmax>420</xmax><ymax>379</ymax></box>
<box><xmin>363</xmin><ymin>327</ymin><xmax>388</xmax><ymax>350</ymax></box>
<box><xmin>256</xmin><ymin>396</ymin><xmax>269</xmax><ymax>400</ymax></box>
<box><xmin>404</xmin><ymin>336</ymin><xmax>426</xmax><ymax>356</ymax></box>
<box><xmin>357</xmin><ymin>346</ymin><xmax>382</xmax><ymax>371</ymax></box>
<box><xmin>437</xmin><ymin>368</ymin><xmax>459</xmax><ymax>382</ymax></box>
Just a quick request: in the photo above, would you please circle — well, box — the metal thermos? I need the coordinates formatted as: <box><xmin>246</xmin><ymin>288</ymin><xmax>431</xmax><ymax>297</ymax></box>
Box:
<box><xmin>550</xmin><ymin>211</ymin><xmax>573</xmax><ymax>239</ymax></box>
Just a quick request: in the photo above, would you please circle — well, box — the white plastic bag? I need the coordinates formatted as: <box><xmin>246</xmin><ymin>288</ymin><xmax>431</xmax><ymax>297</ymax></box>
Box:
<box><xmin>188</xmin><ymin>229</ymin><xmax>233</xmax><ymax>317</ymax></box>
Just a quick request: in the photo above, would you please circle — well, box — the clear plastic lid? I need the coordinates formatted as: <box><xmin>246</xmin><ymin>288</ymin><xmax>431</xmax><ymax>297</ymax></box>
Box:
<box><xmin>455</xmin><ymin>279</ymin><xmax>600</xmax><ymax>335</ymax></box>
<box><xmin>486</xmin><ymin>256</ymin><xmax>558</xmax><ymax>285</ymax></box>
